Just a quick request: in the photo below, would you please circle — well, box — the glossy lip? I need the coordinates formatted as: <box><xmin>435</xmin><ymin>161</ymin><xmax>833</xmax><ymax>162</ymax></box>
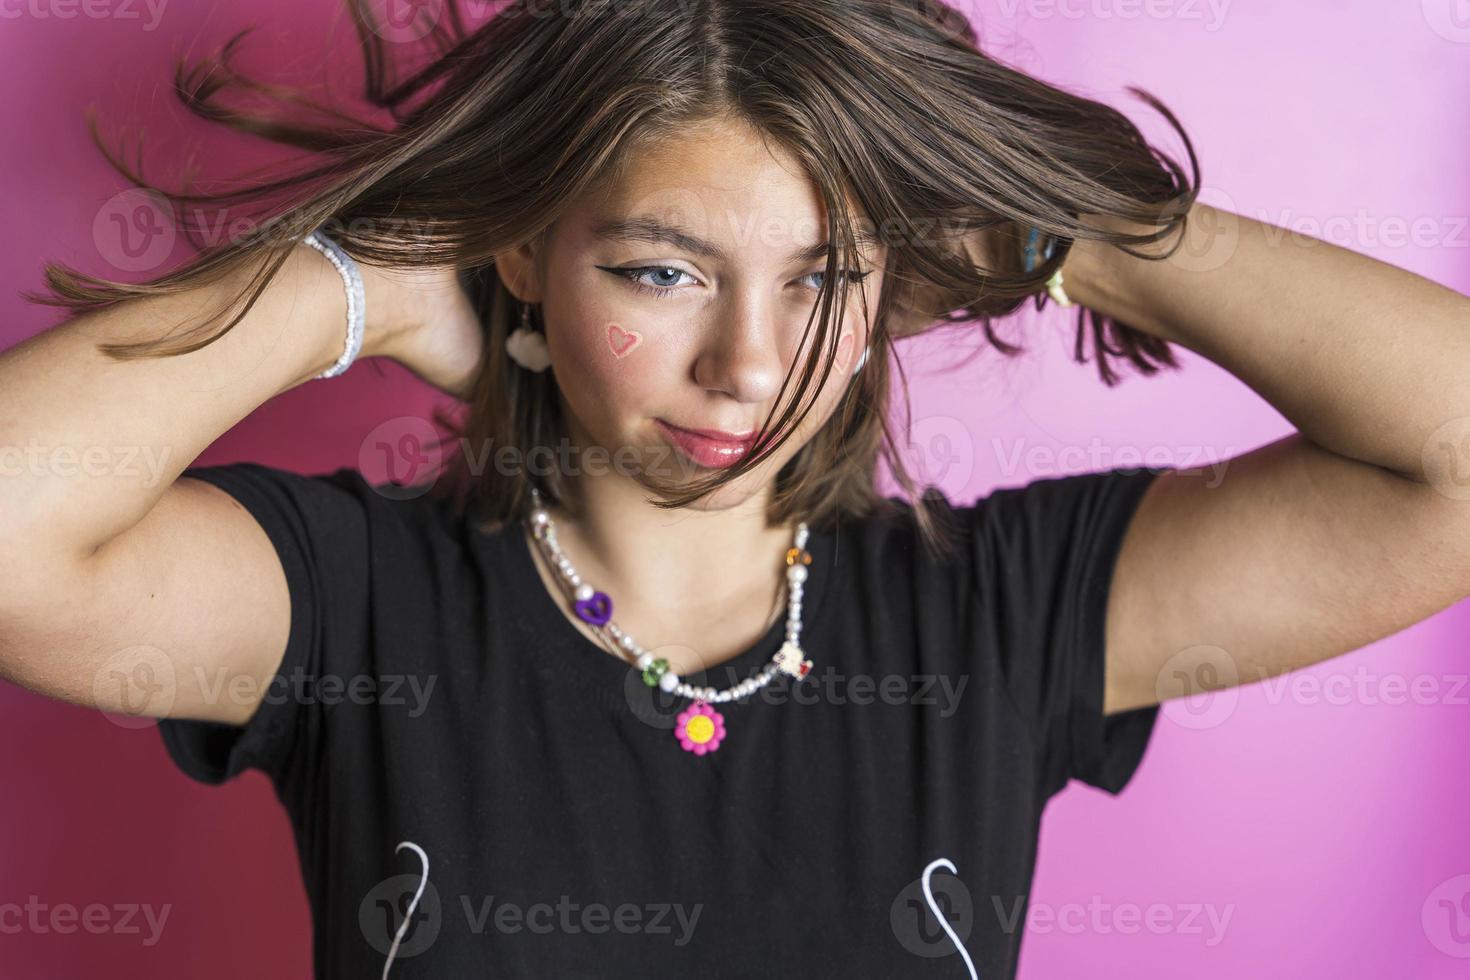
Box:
<box><xmin>656</xmin><ymin>419</ymin><xmax>759</xmax><ymax>470</ymax></box>
<box><xmin>662</xmin><ymin>421</ymin><xmax>757</xmax><ymax>442</ymax></box>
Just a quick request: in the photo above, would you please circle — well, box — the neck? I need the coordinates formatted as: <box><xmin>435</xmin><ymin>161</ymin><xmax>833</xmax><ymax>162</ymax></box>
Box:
<box><xmin>543</xmin><ymin>471</ymin><xmax>796</xmax><ymax>624</ymax></box>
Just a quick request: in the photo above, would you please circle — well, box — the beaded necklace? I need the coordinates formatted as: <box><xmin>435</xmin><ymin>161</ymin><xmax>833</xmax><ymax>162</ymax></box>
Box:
<box><xmin>525</xmin><ymin>486</ymin><xmax>815</xmax><ymax>756</ymax></box>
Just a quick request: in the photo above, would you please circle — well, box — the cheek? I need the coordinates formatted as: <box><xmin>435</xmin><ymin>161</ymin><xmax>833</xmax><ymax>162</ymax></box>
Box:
<box><xmin>596</xmin><ymin>321</ymin><xmax>660</xmax><ymax>405</ymax></box>
<box><xmin>555</xmin><ymin>310</ymin><xmax>670</xmax><ymax>405</ymax></box>
<box><xmin>834</xmin><ymin>331</ymin><xmax>854</xmax><ymax>371</ymax></box>
<box><xmin>605</xmin><ymin>321</ymin><xmax>645</xmax><ymax>360</ymax></box>
<box><xmin>554</xmin><ymin>297</ymin><xmax>652</xmax><ymax>372</ymax></box>
<box><xmin>802</xmin><ymin>329</ymin><xmax>858</xmax><ymax>417</ymax></box>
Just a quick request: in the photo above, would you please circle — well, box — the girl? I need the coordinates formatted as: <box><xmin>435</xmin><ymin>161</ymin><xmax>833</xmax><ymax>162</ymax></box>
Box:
<box><xmin>5</xmin><ymin>0</ymin><xmax>1470</xmax><ymax>976</ymax></box>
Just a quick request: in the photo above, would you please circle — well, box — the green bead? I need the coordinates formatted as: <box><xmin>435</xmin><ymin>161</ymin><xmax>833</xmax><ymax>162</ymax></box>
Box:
<box><xmin>642</xmin><ymin>658</ymin><xmax>669</xmax><ymax>687</ymax></box>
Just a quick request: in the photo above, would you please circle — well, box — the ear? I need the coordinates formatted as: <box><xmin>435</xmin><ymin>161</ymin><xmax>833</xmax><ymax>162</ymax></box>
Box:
<box><xmin>491</xmin><ymin>239</ymin><xmax>545</xmax><ymax>305</ymax></box>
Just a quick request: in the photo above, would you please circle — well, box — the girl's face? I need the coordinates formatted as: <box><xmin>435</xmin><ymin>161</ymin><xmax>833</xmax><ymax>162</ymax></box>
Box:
<box><xmin>500</xmin><ymin>117</ymin><xmax>887</xmax><ymax>512</ymax></box>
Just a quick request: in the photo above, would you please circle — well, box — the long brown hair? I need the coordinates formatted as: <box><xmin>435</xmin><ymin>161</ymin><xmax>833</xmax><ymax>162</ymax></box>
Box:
<box><xmin>27</xmin><ymin>0</ymin><xmax>1197</xmax><ymax>561</ymax></box>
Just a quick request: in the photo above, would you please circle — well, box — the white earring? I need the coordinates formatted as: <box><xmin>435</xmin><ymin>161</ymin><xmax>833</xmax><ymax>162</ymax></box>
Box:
<box><xmin>506</xmin><ymin>302</ymin><xmax>552</xmax><ymax>373</ymax></box>
<box><xmin>851</xmin><ymin>344</ymin><xmax>870</xmax><ymax>377</ymax></box>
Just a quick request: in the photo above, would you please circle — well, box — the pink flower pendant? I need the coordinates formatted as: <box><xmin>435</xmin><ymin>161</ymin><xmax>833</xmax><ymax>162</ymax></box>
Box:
<box><xmin>675</xmin><ymin>701</ymin><xmax>726</xmax><ymax>755</ymax></box>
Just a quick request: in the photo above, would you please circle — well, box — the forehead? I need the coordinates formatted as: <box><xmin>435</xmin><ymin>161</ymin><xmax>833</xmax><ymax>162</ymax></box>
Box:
<box><xmin>575</xmin><ymin>118</ymin><xmax>880</xmax><ymax>261</ymax></box>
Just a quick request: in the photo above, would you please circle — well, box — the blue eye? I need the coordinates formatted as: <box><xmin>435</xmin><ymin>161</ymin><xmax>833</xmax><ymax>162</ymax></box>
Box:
<box><xmin>800</xmin><ymin>269</ymin><xmax>873</xmax><ymax>291</ymax></box>
<box><xmin>598</xmin><ymin>265</ymin><xmax>873</xmax><ymax>299</ymax></box>
<box><xmin>602</xmin><ymin>266</ymin><xmax>697</xmax><ymax>299</ymax></box>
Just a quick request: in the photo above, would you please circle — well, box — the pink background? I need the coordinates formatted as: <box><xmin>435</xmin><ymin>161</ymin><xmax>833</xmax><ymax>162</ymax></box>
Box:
<box><xmin>4</xmin><ymin>1</ymin><xmax>1470</xmax><ymax>976</ymax></box>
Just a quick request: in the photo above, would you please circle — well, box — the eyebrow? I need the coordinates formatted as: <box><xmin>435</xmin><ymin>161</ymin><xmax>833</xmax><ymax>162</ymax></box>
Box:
<box><xmin>592</xmin><ymin>216</ymin><xmax>881</xmax><ymax>265</ymax></box>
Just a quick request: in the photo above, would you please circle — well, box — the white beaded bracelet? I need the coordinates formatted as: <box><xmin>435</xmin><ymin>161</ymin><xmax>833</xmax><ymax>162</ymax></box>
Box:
<box><xmin>300</xmin><ymin>228</ymin><xmax>366</xmax><ymax>379</ymax></box>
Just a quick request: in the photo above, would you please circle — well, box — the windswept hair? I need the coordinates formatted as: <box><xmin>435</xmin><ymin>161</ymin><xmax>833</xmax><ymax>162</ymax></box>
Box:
<box><xmin>27</xmin><ymin>0</ymin><xmax>1197</xmax><ymax>560</ymax></box>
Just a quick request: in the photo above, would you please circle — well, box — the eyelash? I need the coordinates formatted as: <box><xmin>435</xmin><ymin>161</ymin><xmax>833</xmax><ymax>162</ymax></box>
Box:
<box><xmin>606</xmin><ymin>265</ymin><xmax>873</xmax><ymax>299</ymax></box>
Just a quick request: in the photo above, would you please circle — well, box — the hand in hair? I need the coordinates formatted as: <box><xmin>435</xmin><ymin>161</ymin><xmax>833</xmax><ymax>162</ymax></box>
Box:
<box><xmin>363</xmin><ymin>263</ymin><xmax>486</xmax><ymax>401</ymax></box>
<box><xmin>886</xmin><ymin>224</ymin><xmax>1009</xmax><ymax>340</ymax></box>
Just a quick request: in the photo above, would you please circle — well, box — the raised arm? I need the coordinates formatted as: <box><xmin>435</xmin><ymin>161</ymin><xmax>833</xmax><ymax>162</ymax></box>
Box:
<box><xmin>0</xmin><ymin>244</ymin><xmax>422</xmax><ymax>725</ymax></box>
<box><xmin>1054</xmin><ymin>204</ymin><xmax>1470</xmax><ymax>715</ymax></box>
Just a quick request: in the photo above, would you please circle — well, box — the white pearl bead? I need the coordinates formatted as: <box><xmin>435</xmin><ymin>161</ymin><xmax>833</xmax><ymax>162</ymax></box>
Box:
<box><xmin>526</xmin><ymin>495</ymin><xmax>815</xmax><ymax>711</ymax></box>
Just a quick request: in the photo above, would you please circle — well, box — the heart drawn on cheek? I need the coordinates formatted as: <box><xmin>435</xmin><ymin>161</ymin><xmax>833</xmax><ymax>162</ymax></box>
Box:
<box><xmin>607</xmin><ymin>323</ymin><xmax>643</xmax><ymax>358</ymax></box>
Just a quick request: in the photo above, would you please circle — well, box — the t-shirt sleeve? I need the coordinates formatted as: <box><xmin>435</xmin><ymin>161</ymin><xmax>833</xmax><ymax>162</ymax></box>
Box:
<box><xmin>970</xmin><ymin>464</ymin><xmax>1169</xmax><ymax>800</ymax></box>
<box><xmin>156</xmin><ymin>461</ymin><xmax>373</xmax><ymax>789</ymax></box>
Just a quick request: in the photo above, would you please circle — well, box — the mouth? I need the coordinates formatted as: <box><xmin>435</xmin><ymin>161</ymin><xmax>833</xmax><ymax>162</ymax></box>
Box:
<box><xmin>655</xmin><ymin>419</ymin><xmax>759</xmax><ymax>470</ymax></box>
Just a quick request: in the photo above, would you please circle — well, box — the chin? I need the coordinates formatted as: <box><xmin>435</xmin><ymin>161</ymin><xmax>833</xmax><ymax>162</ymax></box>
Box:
<box><xmin>643</xmin><ymin>445</ymin><xmax>777</xmax><ymax>512</ymax></box>
<box><xmin>680</xmin><ymin>481</ymin><xmax>768</xmax><ymax>512</ymax></box>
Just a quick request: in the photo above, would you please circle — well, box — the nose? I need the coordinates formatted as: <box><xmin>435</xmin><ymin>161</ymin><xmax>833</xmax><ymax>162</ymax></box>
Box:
<box><xmin>691</xmin><ymin>290</ymin><xmax>788</xmax><ymax>405</ymax></box>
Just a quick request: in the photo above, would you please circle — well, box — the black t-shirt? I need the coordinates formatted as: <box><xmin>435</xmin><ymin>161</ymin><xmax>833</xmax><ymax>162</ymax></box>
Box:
<box><xmin>159</xmin><ymin>460</ymin><xmax>1166</xmax><ymax>979</ymax></box>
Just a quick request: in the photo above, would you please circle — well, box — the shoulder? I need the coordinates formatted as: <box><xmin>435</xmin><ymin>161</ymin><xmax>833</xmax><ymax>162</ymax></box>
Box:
<box><xmin>179</xmin><ymin>461</ymin><xmax>477</xmax><ymax>559</ymax></box>
<box><xmin>830</xmin><ymin>466</ymin><xmax>1168</xmax><ymax>578</ymax></box>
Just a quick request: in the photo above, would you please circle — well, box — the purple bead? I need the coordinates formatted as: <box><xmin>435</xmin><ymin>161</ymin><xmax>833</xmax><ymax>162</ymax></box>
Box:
<box><xmin>574</xmin><ymin>591</ymin><xmax>613</xmax><ymax>626</ymax></box>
